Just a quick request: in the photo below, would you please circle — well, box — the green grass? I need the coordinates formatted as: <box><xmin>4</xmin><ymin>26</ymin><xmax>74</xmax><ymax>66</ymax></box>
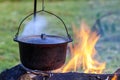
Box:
<box><xmin>0</xmin><ymin>0</ymin><xmax>120</xmax><ymax>73</ymax></box>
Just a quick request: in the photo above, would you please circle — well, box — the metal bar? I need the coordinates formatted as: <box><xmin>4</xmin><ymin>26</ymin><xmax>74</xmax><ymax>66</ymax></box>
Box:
<box><xmin>34</xmin><ymin>0</ymin><xmax>37</xmax><ymax>20</ymax></box>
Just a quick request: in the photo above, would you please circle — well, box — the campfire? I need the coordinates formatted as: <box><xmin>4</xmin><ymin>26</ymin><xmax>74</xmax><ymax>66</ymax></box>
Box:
<box><xmin>1</xmin><ymin>21</ymin><xmax>120</xmax><ymax>80</ymax></box>
<box><xmin>0</xmin><ymin>0</ymin><xmax>120</xmax><ymax>80</ymax></box>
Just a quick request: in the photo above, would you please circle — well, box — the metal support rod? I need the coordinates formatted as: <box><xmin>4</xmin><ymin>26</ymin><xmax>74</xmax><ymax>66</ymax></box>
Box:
<box><xmin>34</xmin><ymin>0</ymin><xmax>45</xmax><ymax>20</ymax></box>
<box><xmin>34</xmin><ymin>0</ymin><xmax>37</xmax><ymax>20</ymax></box>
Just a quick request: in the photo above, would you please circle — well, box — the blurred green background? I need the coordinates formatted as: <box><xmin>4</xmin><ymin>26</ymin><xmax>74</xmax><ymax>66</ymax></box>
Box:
<box><xmin>0</xmin><ymin>0</ymin><xmax>68</xmax><ymax>1</ymax></box>
<box><xmin>0</xmin><ymin>0</ymin><xmax>120</xmax><ymax>73</ymax></box>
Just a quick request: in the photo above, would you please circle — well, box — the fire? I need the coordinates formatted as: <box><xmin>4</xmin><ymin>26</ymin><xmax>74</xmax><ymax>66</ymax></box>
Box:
<box><xmin>59</xmin><ymin>21</ymin><xmax>106</xmax><ymax>74</ymax></box>
<box><xmin>111</xmin><ymin>74</ymin><xmax>117</xmax><ymax>80</ymax></box>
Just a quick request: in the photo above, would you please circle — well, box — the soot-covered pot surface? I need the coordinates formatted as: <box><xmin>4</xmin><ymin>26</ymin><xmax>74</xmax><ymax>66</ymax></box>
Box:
<box><xmin>14</xmin><ymin>34</ymin><xmax>72</xmax><ymax>71</ymax></box>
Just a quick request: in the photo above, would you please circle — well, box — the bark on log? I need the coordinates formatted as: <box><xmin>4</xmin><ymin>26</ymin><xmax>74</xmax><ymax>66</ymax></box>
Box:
<box><xmin>0</xmin><ymin>64</ymin><xmax>120</xmax><ymax>80</ymax></box>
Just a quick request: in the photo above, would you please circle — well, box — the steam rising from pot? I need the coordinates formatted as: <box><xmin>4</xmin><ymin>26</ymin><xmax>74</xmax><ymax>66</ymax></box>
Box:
<box><xmin>21</xmin><ymin>15</ymin><xmax>47</xmax><ymax>36</ymax></box>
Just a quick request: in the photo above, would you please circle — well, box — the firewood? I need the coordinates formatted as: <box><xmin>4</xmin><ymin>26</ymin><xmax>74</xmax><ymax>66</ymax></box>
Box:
<box><xmin>18</xmin><ymin>73</ymin><xmax>32</xmax><ymax>80</ymax></box>
<box><xmin>0</xmin><ymin>64</ymin><xmax>120</xmax><ymax>80</ymax></box>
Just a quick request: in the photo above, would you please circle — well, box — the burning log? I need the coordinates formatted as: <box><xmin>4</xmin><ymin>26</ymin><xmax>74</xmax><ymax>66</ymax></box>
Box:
<box><xmin>0</xmin><ymin>64</ymin><xmax>120</xmax><ymax>80</ymax></box>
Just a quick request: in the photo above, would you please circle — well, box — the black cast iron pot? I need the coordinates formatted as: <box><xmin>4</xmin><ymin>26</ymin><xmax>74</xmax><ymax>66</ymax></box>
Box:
<box><xmin>14</xmin><ymin>10</ymin><xmax>72</xmax><ymax>71</ymax></box>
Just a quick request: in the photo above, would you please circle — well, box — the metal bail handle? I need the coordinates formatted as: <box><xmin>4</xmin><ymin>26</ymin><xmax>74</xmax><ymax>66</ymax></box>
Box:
<box><xmin>14</xmin><ymin>0</ymin><xmax>72</xmax><ymax>42</ymax></box>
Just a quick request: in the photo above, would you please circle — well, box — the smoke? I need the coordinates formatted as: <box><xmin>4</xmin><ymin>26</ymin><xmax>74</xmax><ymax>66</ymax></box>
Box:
<box><xmin>21</xmin><ymin>15</ymin><xmax>47</xmax><ymax>36</ymax></box>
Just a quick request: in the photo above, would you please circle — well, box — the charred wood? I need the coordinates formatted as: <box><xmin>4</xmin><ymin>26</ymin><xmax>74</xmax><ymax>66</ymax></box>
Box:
<box><xmin>0</xmin><ymin>64</ymin><xmax>120</xmax><ymax>80</ymax></box>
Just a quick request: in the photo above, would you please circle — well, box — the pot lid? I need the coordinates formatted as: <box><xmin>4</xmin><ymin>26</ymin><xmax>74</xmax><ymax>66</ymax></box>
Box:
<box><xmin>16</xmin><ymin>34</ymin><xmax>69</xmax><ymax>44</ymax></box>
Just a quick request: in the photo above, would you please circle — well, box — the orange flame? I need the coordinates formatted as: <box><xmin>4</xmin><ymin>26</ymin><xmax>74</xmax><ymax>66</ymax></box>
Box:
<box><xmin>60</xmin><ymin>21</ymin><xmax>106</xmax><ymax>74</ymax></box>
<box><xmin>111</xmin><ymin>74</ymin><xmax>117</xmax><ymax>80</ymax></box>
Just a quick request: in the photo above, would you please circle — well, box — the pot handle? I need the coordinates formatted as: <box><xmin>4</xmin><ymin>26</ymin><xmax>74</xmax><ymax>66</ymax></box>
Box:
<box><xmin>14</xmin><ymin>10</ymin><xmax>72</xmax><ymax>42</ymax></box>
